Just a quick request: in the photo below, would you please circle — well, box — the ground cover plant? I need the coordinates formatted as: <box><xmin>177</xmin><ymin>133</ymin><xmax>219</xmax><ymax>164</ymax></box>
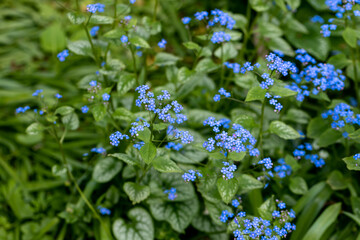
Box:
<box><xmin>2</xmin><ymin>0</ymin><xmax>360</xmax><ymax>239</ymax></box>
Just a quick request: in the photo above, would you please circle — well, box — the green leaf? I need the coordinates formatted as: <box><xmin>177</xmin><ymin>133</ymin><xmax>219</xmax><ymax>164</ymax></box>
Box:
<box><xmin>258</xmin><ymin>22</ymin><xmax>283</xmax><ymax>38</ymax></box>
<box><xmin>286</xmin><ymin>17</ymin><xmax>309</xmax><ymax>34</ymax></box>
<box><xmin>328</xmin><ymin>53</ymin><xmax>352</xmax><ymax>69</ymax></box>
<box><xmin>55</xmin><ymin>106</ymin><xmax>74</xmax><ymax>116</ymax></box>
<box><xmin>233</xmin><ymin>115</ymin><xmax>256</xmax><ymax>129</ymax></box>
<box><xmin>275</xmin><ymin>0</ymin><xmax>287</xmax><ymax>10</ymax></box>
<box><xmin>269</xmin><ymin>85</ymin><xmax>297</xmax><ymax>97</ymax></box>
<box><xmin>349</xmin><ymin>129</ymin><xmax>360</xmax><ymax>139</ymax></box>
<box><xmin>177</xmin><ymin>67</ymin><xmax>193</xmax><ymax>83</ymax></box>
<box><xmin>191</xmin><ymin>214</ymin><xmax>226</xmax><ymax>233</ymax></box>
<box><xmin>258</xmin><ymin>196</ymin><xmax>276</xmax><ymax>220</ymax></box>
<box><xmin>149</xmin><ymin>198</ymin><xmax>199</xmax><ymax>233</ymax></box>
<box><xmin>342</xmin><ymin>27</ymin><xmax>358</xmax><ymax>48</ymax></box>
<box><xmin>139</xmin><ymin>142</ymin><xmax>156</xmax><ymax>164</ymax></box>
<box><xmin>40</xmin><ymin>23</ymin><xmax>66</xmax><ymax>53</ymax></box>
<box><xmin>267</xmin><ymin>37</ymin><xmax>294</xmax><ymax>56</ymax></box>
<box><xmin>250</xmin><ymin>0</ymin><xmax>270</xmax><ymax>11</ymax></box>
<box><xmin>214</xmin><ymin>43</ymin><xmax>238</xmax><ymax>61</ymax></box>
<box><xmin>154</xmin><ymin>53</ymin><xmax>180</xmax><ymax>66</ymax></box>
<box><xmin>26</xmin><ymin>123</ymin><xmax>44</xmax><ymax>135</ymax></box>
<box><xmin>269</xmin><ymin>121</ymin><xmax>300</xmax><ymax>139</ymax></box>
<box><xmin>285</xmin><ymin>0</ymin><xmax>301</xmax><ymax>9</ymax></box>
<box><xmin>109</xmin><ymin>153</ymin><xmax>141</xmax><ymax>166</ymax></box>
<box><xmin>153</xmin><ymin>123</ymin><xmax>169</xmax><ymax>131</ymax></box>
<box><xmin>307</xmin><ymin>117</ymin><xmax>329</xmax><ymax>138</ymax></box>
<box><xmin>152</xmin><ymin>156</ymin><xmax>182</xmax><ymax>173</ymax></box>
<box><xmin>113</xmin><ymin>208</ymin><xmax>154</xmax><ymax>240</ymax></box>
<box><xmin>183</xmin><ymin>41</ymin><xmax>201</xmax><ymax>52</ymax></box>
<box><xmin>103</xmin><ymin>29</ymin><xmax>126</xmax><ymax>38</ymax></box>
<box><xmin>117</xmin><ymin>73</ymin><xmax>136</xmax><ymax>95</ymax></box>
<box><xmin>112</xmin><ymin>107</ymin><xmax>134</xmax><ymax>122</ymax></box>
<box><xmin>228</xmin><ymin>152</ymin><xmax>247</xmax><ymax>162</ymax></box>
<box><xmin>302</xmin><ymin>203</ymin><xmax>341</xmax><ymax>240</ymax></box>
<box><xmin>284</xmin><ymin>109</ymin><xmax>310</xmax><ymax>124</ymax></box>
<box><xmin>316</xmin><ymin>128</ymin><xmax>342</xmax><ymax>147</ymax></box>
<box><xmin>237</xmin><ymin>174</ymin><xmax>264</xmax><ymax>194</ymax></box>
<box><xmin>307</xmin><ymin>0</ymin><xmax>328</xmax><ymax>10</ymax></box>
<box><xmin>327</xmin><ymin>171</ymin><xmax>347</xmax><ymax>190</ymax></box>
<box><xmin>130</xmin><ymin>36</ymin><xmax>150</xmax><ymax>48</ymax></box>
<box><xmin>285</xmin><ymin>154</ymin><xmax>301</xmax><ymax>172</ymax></box>
<box><xmin>170</xmin><ymin>146</ymin><xmax>207</xmax><ymax>164</ymax></box>
<box><xmin>343</xmin><ymin>156</ymin><xmax>360</xmax><ymax>171</ymax></box>
<box><xmin>68</xmin><ymin>40</ymin><xmax>92</xmax><ymax>57</ymax></box>
<box><xmin>67</xmin><ymin>12</ymin><xmax>86</xmax><ymax>24</ymax></box>
<box><xmin>89</xmin><ymin>15</ymin><xmax>114</xmax><ymax>25</ymax></box>
<box><xmin>92</xmin><ymin>157</ymin><xmax>122</xmax><ymax>183</ymax></box>
<box><xmin>245</xmin><ymin>86</ymin><xmax>267</xmax><ymax>102</ymax></box>
<box><xmin>91</xmin><ymin>104</ymin><xmax>107</xmax><ymax>122</ymax></box>
<box><xmin>217</xmin><ymin>178</ymin><xmax>238</xmax><ymax>204</ymax></box>
<box><xmin>195</xmin><ymin>58</ymin><xmax>219</xmax><ymax>73</ymax></box>
<box><xmin>289</xmin><ymin>176</ymin><xmax>308</xmax><ymax>195</ymax></box>
<box><xmin>234</xmin><ymin>72</ymin><xmax>259</xmax><ymax>89</ymax></box>
<box><xmin>123</xmin><ymin>182</ymin><xmax>151</xmax><ymax>204</ymax></box>
<box><xmin>137</xmin><ymin>128</ymin><xmax>151</xmax><ymax>143</ymax></box>
<box><xmin>61</xmin><ymin>113</ymin><xmax>79</xmax><ymax>130</ymax></box>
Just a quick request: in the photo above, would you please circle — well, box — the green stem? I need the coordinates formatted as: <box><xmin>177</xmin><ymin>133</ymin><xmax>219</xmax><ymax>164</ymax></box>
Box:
<box><xmin>52</xmin><ymin>126</ymin><xmax>113</xmax><ymax>239</ymax></box>
<box><xmin>130</xmin><ymin>46</ymin><xmax>139</xmax><ymax>86</ymax></box>
<box><xmin>83</xmin><ymin>15</ymin><xmax>100</xmax><ymax>67</ymax></box>
<box><xmin>239</xmin><ymin>2</ymin><xmax>252</xmax><ymax>60</ymax></box>
<box><xmin>153</xmin><ymin>0</ymin><xmax>158</xmax><ymax>22</ymax></box>
<box><xmin>257</xmin><ymin>100</ymin><xmax>266</xmax><ymax>157</ymax></box>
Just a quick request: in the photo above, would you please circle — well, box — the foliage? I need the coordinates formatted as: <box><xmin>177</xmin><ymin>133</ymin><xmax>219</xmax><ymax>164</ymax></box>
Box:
<box><xmin>2</xmin><ymin>0</ymin><xmax>360</xmax><ymax>239</ymax></box>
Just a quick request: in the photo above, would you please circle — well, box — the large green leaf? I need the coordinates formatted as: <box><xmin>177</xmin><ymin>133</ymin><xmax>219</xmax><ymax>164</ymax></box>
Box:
<box><xmin>123</xmin><ymin>182</ymin><xmax>151</xmax><ymax>204</ymax></box>
<box><xmin>149</xmin><ymin>198</ymin><xmax>199</xmax><ymax>233</ymax></box>
<box><xmin>67</xmin><ymin>12</ymin><xmax>86</xmax><ymax>24</ymax></box>
<box><xmin>89</xmin><ymin>15</ymin><xmax>114</xmax><ymax>25</ymax></box>
<box><xmin>68</xmin><ymin>40</ymin><xmax>93</xmax><ymax>57</ymax></box>
<box><xmin>113</xmin><ymin>208</ymin><xmax>154</xmax><ymax>240</ymax></box>
<box><xmin>342</xmin><ymin>27</ymin><xmax>358</xmax><ymax>48</ymax></box>
<box><xmin>245</xmin><ymin>86</ymin><xmax>267</xmax><ymax>102</ymax></box>
<box><xmin>343</xmin><ymin>156</ymin><xmax>360</xmax><ymax>171</ymax></box>
<box><xmin>302</xmin><ymin>203</ymin><xmax>341</xmax><ymax>240</ymax></box>
<box><xmin>40</xmin><ymin>23</ymin><xmax>66</xmax><ymax>53</ymax></box>
<box><xmin>154</xmin><ymin>53</ymin><xmax>180</xmax><ymax>66</ymax></box>
<box><xmin>269</xmin><ymin>120</ymin><xmax>300</xmax><ymax>139</ymax></box>
<box><xmin>91</xmin><ymin>104</ymin><xmax>107</xmax><ymax>122</ymax></box>
<box><xmin>316</xmin><ymin>128</ymin><xmax>342</xmax><ymax>147</ymax></box>
<box><xmin>26</xmin><ymin>123</ymin><xmax>44</xmax><ymax>135</ymax></box>
<box><xmin>217</xmin><ymin>178</ymin><xmax>238</xmax><ymax>204</ymax></box>
<box><xmin>130</xmin><ymin>36</ymin><xmax>150</xmax><ymax>48</ymax></box>
<box><xmin>152</xmin><ymin>156</ymin><xmax>182</xmax><ymax>173</ymax></box>
<box><xmin>237</xmin><ymin>174</ymin><xmax>264</xmax><ymax>194</ymax></box>
<box><xmin>61</xmin><ymin>113</ymin><xmax>79</xmax><ymax>130</ymax></box>
<box><xmin>289</xmin><ymin>176</ymin><xmax>308</xmax><ymax>195</ymax></box>
<box><xmin>110</xmin><ymin>153</ymin><xmax>141</xmax><ymax>166</ymax></box>
<box><xmin>117</xmin><ymin>73</ymin><xmax>136</xmax><ymax>95</ymax></box>
<box><xmin>258</xmin><ymin>196</ymin><xmax>276</xmax><ymax>220</ymax></box>
<box><xmin>92</xmin><ymin>157</ymin><xmax>122</xmax><ymax>183</ymax></box>
<box><xmin>139</xmin><ymin>142</ymin><xmax>156</xmax><ymax>164</ymax></box>
<box><xmin>214</xmin><ymin>43</ymin><xmax>238</xmax><ymax>61</ymax></box>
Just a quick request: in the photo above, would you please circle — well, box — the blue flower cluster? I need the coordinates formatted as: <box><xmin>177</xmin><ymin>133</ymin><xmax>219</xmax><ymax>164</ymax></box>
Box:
<box><xmin>221</xmin><ymin>162</ymin><xmax>237</xmax><ymax>180</ymax></box>
<box><xmin>213</xmin><ymin>88</ymin><xmax>231</xmax><ymax>102</ymax></box>
<box><xmin>182</xmin><ymin>17</ymin><xmax>191</xmax><ymax>24</ymax></box>
<box><xmin>135</xmin><ymin>85</ymin><xmax>193</xmax><ymax>144</ymax></box>
<box><xmin>15</xmin><ymin>106</ymin><xmax>30</xmax><ymax>114</ymax></box>
<box><xmin>203</xmin><ymin>118</ymin><xmax>259</xmax><ymax>156</ymax></box>
<box><xmin>322</xmin><ymin>103</ymin><xmax>360</xmax><ymax>137</ymax></box>
<box><xmin>319</xmin><ymin>0</ymin><xmax>360</xmax><ymax>37</ymax></box>
<box><xmin>265</xmin><ymin>93</ymin><xmax>283</xmax><ymax>113</ymax></box>
<box><xmin>86</xmin><ymin>3</ymin><xmax>105</xmax><ymax>14</ymax></box>
<box><xmin>91</xmin><ymin>147</ymin><xmax>106</xmax><ymax>154</ymax></box>
<box><xmin>182</xmin><ymin>169</ymin><xmax>203</xmax><ymax>182</ymax></box>
<box><xmin>225</xmin><ymin>199</ymin><xmax>296</xmax><ymax>240</ymax></box>
<box><xmin>266</xmin><ymin>52</ymin><xmax>298</xmax><ymax>77</ymax></box>
<box><xmin>32</xmin><ymin>89</ymin><xmax>43</xmax><ymax>97</ymax></box>
<box><xmin>354</xmin><ymin>154</ymin><xmax>360</xmax><ymax>160</ymax></box>
<box><xmin>165</xmin><ymin>142</ymin><xmax>183</xmax><ymax>151</ymax></box>
<box><xmin>311</xmin><ymin>15</ymin><xmax>324</xmax><ymax>23</ymax></box>
<box><xmin>109</xmin><ymin>131</ymin><xmax>129</xmax><ymax>147</ymax></box>
<box><xmin>271</xmin><ymin>159</ymin><xmax>292</xmax><ymax>178</ymax></box>
<box><xmin>293</xmin><ymin>143</ymin><xmax>325</xmax><ymax>167</ymax></box>
<box><xmin>288</xmin><ymin>50</ymin><xmax>345</xmax><ymax>102</ymax></box>
<box><xmin>57</xmin><ymin>49</ymin><xmax>69</xmax><ymax>62</ymax></box>
<box><xmin>129</xmin><ymin>119</ymin><xmax>150</xmax><ymax>136</ymax></box>
<box><xmin>164</xmin><ymin>188</ymin><xmax>177</xmax><ymax>200</ymax></box>
<box><xmin>90</xmin><ymin>26</ymin><xmax>99</xmax><ymax>37</ymax></box>
<box><xmin>260</xmin><ymin>73</ymin><xmax>274</xmax><ymax>89</ymax></box>
<box><xmin>133</xmin><ymin>141</ymin><xmax>145</xmax><ymax>150</ymax></box>
<box><xmin>55</xmin><ymin>93</ymin><xmax>62</xmax><ymax>99</ymax></box>
<box><xmin>258</xmin><ymin>157</ymin><xmax>273</xmax><ymax>169</ymax></box>
<box><xmin>97</xmin><ymin>206</ymin><xmax>111</xmax><ymax>215</ymax></box>
<box><xmin>224</xmin><ymin>61</ymin><xmax>260</xmax><ymax>74</ymax></box>
<box><xmin>211</xmin><ymin>31</ymin><xmax>231</xmax><ymax>44</ymax></box>
<box><xmin>158</xmin><ymin>39</ymin><xmax>167</xmax><ymax>48</ymax></box>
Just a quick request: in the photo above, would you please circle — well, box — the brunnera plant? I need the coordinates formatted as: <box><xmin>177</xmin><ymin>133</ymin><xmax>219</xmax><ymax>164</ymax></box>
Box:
<box><xmin>3</xmin><ymin>0</ymin><xmax>360</xmax><ymax>239</ymax></box>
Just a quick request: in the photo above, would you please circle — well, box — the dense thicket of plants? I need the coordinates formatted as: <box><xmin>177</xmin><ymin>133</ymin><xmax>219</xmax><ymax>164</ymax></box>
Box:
<box><xmin>2</xmin><ymin>0</ymin><xmax>360</xmax><ymax>239</ymax></box>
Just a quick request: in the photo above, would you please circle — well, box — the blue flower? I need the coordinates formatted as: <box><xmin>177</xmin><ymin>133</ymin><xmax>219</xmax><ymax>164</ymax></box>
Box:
<box><xmin>182</xmin><ymin>17</ymin><xmax>191</xmax><ymax>24</ymax></box>
<box><xmin>182</xmin><ymin>170</ymin><xmax>202</xmax><ymax>182</ymax></box>
<box><xmin>81</xmin><ymin>105</ymin><xmax>89</xmax><ymax>113</ymax></box>
<box><xmin>102</xmin><ymin>93</ymin><xmax>110</xmax><ymax>101</ymax></box>
<box><xmin>354</xmin><ymin>154</ymin><xmax>360</xmax><ymax>160</ymax></box>
<box><xmin>57</xmin><ymin>49</ymin><xmax>69</xmax><ymax>62</ymax></box>
<box><xmin>232</xmin><ymin>199</ymin><xmax>240</xmax><ymax>208</ymax></box>
<box><xmin>211</xmin><ymin>31</ymin><xmax>231</xmax><ymax>43</ymax></box>
<box><xmin>90</xmin><ymin>26</ymin><xmax>100</xmax><ymax>36</ymax></box>
<box><xmin>121</xmin><ymin>35</ymin><xmax>128</xmax><ymax>43</ymax></box>
<box><xmin>86</xmin><ymin>3</ymin><xmax>105</xmax><ymax>13</ymax></box>
<box><xmin>164</xmin><ymin>188</ymin><xmax>177</xmax><ymax>200</ymax></box>
<box><xmin>129</xmin><ymin>0</ymin><xmax>136</xmax><ymax>4</ymax></box>
<box><xmin>194</xmin><ymin>11</ymin><xmax>208</xmax><ymax>20</ymax></box>
<box><xmin>311</xmin><ymin>15</ymin><xmax>324</xmax><ymax>23</ymax></box>
<box><xmin>91</xmin><ymin>147</ymin><xmax>106</xmax><ymax>154</ymax></box>
<box><xmin>258</xmin><ymin>157</ymin><xmax>273</xmax><ymax>169</ymax></box>
<box><xmin>97</xmin><ymin>206</ymin><xmax>111</xmax><ymax>215</ymax></box>
<box><xmin>124</xmin><ymin>15</ymin><xmax>132</xmax><ymax>21</ymax></box>
<box><xmin>221</xmin><ymin>161</ymin><xmax>237</xmax><ymax>180</ymax></box>
<box><xmin>15</xmin><ymin>106</ymin><xmax>30</xmax><ymax>114</ymax></box>
<box><xmin>55</xmin><ymin>93</ymin><xmax>62</xmax><ymax>99</ymax></box>
<box><xmin>133</xmin><ymin>141</ymin><xmax>145</xmax><ymax>150</ymax></box>
<box><xmin>158</xmin><ymin>38</ymin><xmax>167</xmax><ymax>48</ymax></box>
<box><xmin>32</xmin><ymin>89</ymin><xmax>43</xmax><ymax>97</ymax></box>
<box><xmin>89</xmin><ymin>80</ymin><xmax>97</xmax><ymax>87</ymax></box>
<box><xmin>165</xmin><ymin>142</ymin><xmax>183</xmax><ymax>151</ymax></box>
<box><xmin>109</xmin><ymin>131</ymin><xmax>129</xmax><ymax>146</ymax></box>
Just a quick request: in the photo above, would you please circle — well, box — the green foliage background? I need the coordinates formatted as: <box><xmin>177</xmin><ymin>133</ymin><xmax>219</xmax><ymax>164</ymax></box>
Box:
<box><xmin>1</xmin><ymin>0</ymin><xmax>360</xmax><ymax>239</ymax></box>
